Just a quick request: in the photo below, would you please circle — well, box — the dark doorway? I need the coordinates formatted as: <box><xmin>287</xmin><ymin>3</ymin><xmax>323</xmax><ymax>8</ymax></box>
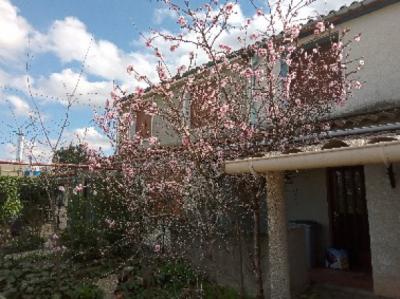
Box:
<box><xmin>327</xmin><ymin>166</ymin><xmax>371</xmax><ymax>271</ymax></box>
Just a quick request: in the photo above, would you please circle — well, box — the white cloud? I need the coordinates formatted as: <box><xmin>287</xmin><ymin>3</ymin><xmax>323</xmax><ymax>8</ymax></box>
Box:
<box><xmin>0</xmin><ymin>0</ymin><xmax>31</xmax><ymax>61</ymax></box>
<box><xmin>36</xmin><ymin>68</ymin><xmax>112</xmax><ymax>106</ymax></box>
<box><xmin>0</xmin><ymin>0</ymin><xmax>358</xmax><ymax>107</ymax></box>
<box><xmin>47</xmin><ymin>17</ymin><xmax>131</xmax><ymax>83</ymax></box>
<box><xmin>2</xmin><ymin>126</ymin><xmax>112</xmax><ymax>162</ymax></box>
<box><xmin>71</xmin><ymin>127</ymin><xmax>112</xmax><ymax>152</ymax></box>
<box><xmin>2</xmin><ymin>143</ymin><xmax>17</xmax><ymax>160</ymax></box>
<box><xmin>2</xmin><ymin>138</ymin><xmax>52</xmax><ymax>163</ymax></box>
<box><xmin>154</xmin><ymin>7</ymin><xmax>178</xmax><ymax>24</ymax></box>
<box><xmin>0</xmin><ymin>0</ymin><xmax>45</xmax><ymax>63</ymax></box>
<box><xmin>5</xmin><ymin>95</ymin><xmax>30</xmax><ymax>116</ymax></box>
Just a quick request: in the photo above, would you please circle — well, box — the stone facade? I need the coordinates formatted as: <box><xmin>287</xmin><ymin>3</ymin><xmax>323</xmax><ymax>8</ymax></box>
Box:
<box><xmin>365</xmin><ymin>163</ymin><xmax>400</xmax><ymax>298</ymax></box>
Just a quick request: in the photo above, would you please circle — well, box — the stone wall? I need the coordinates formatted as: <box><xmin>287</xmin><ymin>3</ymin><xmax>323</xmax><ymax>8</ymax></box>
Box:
<box><xmin>189</xmin><ymin>227</ymin><xmax>309</xmax><ymax>298</ymax></box>
<box><xmin>365</xmin><ymin>163</ymin><xmax>400</xmax><ymax>298</ymax></box>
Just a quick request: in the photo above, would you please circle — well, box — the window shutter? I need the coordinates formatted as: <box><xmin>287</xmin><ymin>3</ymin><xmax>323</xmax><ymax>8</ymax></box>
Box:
<box><xmin>279</xmin><ymin>59</ymin><xmax>289</xmax><ymax>78</ymax></box>
<box><xmin>136</xmin><ymin>110</ymin><xmax>152</xmax><ymax>138</ymax></box>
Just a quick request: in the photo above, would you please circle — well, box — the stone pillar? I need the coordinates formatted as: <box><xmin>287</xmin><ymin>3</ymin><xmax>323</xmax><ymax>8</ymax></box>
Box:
<box><xmin>265</xmin><ymin>171</ymin><xmax>291</xmax><ymax>299</ymax></box>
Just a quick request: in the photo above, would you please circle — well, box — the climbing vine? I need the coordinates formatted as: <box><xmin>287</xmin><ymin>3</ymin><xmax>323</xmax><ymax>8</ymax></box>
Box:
<box><xmin>0</xmin><ymin>176</ymin><xmax>22</xmax><ymax>221</ymax></box>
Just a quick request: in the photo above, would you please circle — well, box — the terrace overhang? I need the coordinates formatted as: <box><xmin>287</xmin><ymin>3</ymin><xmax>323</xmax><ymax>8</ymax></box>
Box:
<box><xmin>225</xmin><ymin>140</ymin><xmax>400</xmax><ymax>174</ymax></box>
<box><xmin>224</xmin><ymin>139</ymin><xmax>400</xmax><ymax>299</ymax></box>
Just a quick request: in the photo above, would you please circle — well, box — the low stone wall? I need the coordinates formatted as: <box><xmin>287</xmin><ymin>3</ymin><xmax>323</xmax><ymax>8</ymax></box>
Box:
<box><xmin>189</xmin><ymin>227</ymin><xmax>308</xmax><ymax>298</ymax></box>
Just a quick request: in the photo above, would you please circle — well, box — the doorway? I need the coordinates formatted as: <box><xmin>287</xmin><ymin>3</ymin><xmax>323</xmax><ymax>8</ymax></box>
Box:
<box><xmin>327</xmin><ymin>166</ymin><xmax>372</xmax><ymax>271</ymax></box>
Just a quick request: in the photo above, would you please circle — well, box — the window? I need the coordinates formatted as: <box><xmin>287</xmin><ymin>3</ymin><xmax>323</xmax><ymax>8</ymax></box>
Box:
<box><xmin>279</xmin><ymin>59</ymin><xmax>289</xmax><ymax>78</ymax></box>
<box><xmin>190</xmin><ymin>96</ymin><xmax>209</xmax><ymax>129</ymax></box>
<box><xmin>288</xmin><ymin>34</ymin><xmax>342</xmax><ymax>105</ymax></box>
<box><xmin>188</xmin><ymin>88</ymin><xmax>217</xmax><ymax>129</ymax></box>
<box><xmin>135</xmin><ymin>110</ymin><xmax>152</xmax><ymax>138</ymax></box>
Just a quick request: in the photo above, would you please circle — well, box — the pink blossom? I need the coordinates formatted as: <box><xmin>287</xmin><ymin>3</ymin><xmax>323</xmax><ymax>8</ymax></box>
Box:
<box><xmin>148</xmin><ymin>136</ymin><xmax>158</xmax><ymax>145</ymax></box>
<box><xmin>224</xmin><ymin>3</ymin><xmax>234</xmax><ymax>13</ymax></box>
<box><xmin>258</xmin><ymin>48</ymin><xmax>267</xmax><ymax>57</ymax></box>
<box><xmin>290</xmin><ymin>25</ymin><xmax>301</xmax><ymax>38</ymax></box>
<box><xmin>256</xmin><ymin>9</ymin><xmax>264</xmax><ymax>16</ymax></box>
<box><xmin>241</xmin><ymin>68</ymin><xmax>254</xmax><ymax>79</ymax></box>
<box><xmin>182</xmin><ymin>135</ymin><xmax>190</xmax><ymax>147</ymax></box>
<box><xmin>73</xmin><ymin>184</ymin><xmax>84</xmax><ymax>195</ymax></box>
<box><xmin>155</xmin><ymin>49</ymin><xmax>162</xmax><ymax>58</ymax></box>
<box><xmin>250</xmin><ymin>33</ymin><xmax>258</xmax><ymax>40</ymax></box>
<box><xmin>170</xmin><ymin>44</ymin><xmax>178</xmax><ymax>52</ymax></box>
<box><xmin>58</xmin><ymin>186</ymin><xmax>65</xmax><ymax>192</ymax></box>
<box><xmin>154</xmin><ymin>244</ymin><xmax>161</xmax><ymax>253</ymax></box>
<box><xmin>223</xmin><ymin>120</ymin><xmax>234</xmax><ymax>129</ymax></box>
<box><xmin>177</xmin><ymin>65</ymin><xmax>187</xmax><ymax>74</ymax></box>
<box><xmin>315</xmin><ymin>21</ymin><xmax>325</xmax><ymax>33</ymax></box>
<box><xmin>110</xmin><ymin>90</ymin><xmax>120</xmax><ymax>100</ymax></box>
<box><xmin>126</xmin><ymin>65</ymin><xmax>134</xmax><ymax>74</ymax></box>
<box><xmin>177</xmin><ymin>16</ymin><xmax>187</xmax><ymax>27</ymax></box>
<box><xmin>135</xmin><ymin>87</ymin><xmax>145</xmax><ymax>96</ymax></box>
<box><xmin>219</xmin><ymin>44</ymin><xmax>232</xmax><ymax>54</ymax></box>
<box><xmin>353</xmin><ymin>80</ymin><xmax>362</xmax><ymax>89</ymax></box>
<box><xmin>354</xmin><ymin>34</ymin><xmax>361</xmax><ymax>42</ymax></box>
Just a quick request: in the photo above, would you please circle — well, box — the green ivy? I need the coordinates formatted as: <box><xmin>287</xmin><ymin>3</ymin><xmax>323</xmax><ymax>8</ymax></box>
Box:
<box><xmin>0</xmin><ymin>176</ymin><xmax>22</xmax><ymax>222</ymax></box>
<box><xmin>0</xmin><ymin>255</ymin><xmax>104</xmax><ymax>299</ymax></box>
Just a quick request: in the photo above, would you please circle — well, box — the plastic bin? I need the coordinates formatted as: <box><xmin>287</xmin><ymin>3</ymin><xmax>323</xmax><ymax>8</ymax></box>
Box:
<box><xmin>289</xmin><ymin>220</ymin><xmax>319</xmax><ymax>269</ymax></box>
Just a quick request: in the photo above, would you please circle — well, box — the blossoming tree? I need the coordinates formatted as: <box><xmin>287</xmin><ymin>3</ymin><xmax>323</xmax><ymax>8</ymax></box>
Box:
<box><xmin>90</xmin><ymin>0</ymin><xmax>363</xmax><ymax>297</ymax></box>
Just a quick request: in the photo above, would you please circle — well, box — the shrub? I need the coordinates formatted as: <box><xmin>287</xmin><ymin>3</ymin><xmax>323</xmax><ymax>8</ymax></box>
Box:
<box><xmin>0</xmin><ymin>255</ymin><xmax>104</xmax><ymax>299</ymax></box>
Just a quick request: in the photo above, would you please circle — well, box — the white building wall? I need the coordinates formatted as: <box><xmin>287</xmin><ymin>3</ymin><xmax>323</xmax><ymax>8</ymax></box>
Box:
<box><xmin>285</xmin><ymin>169</ymin><xmax>330</xmax><ymax>264</ymax></box>
<box><xmin>336</xmin><ymin>2</ymin><xmax>400</xmax><ymax>115</ymax></box>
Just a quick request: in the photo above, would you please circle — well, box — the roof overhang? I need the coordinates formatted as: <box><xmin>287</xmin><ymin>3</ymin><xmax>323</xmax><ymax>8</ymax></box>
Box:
<box><xmin>224</xmin><ymin>140</ymin><xmax>400</xmax><ymax>174</ymax></box>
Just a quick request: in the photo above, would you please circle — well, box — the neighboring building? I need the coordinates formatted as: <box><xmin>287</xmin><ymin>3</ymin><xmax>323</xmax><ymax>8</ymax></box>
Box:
<box><xmin>0</xmin><ymin>163</ymin><xmax>23</xmax><ymax>177</ymax></box>
<box><xmin>126</xmin><ymin>0</ymin><xmax>400</xmax><ymax>298</ymax></box>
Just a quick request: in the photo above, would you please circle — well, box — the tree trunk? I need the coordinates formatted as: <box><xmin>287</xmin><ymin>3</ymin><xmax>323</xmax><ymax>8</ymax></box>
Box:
<box><xmin>253</xmin><ymin>176</ymin><xmax>266</xmax><ymax>299</ymax></box>
<box><xmin>236</xmin><ymin>221</ymin><xmax>246</xmax><ymax>299</ymax></box>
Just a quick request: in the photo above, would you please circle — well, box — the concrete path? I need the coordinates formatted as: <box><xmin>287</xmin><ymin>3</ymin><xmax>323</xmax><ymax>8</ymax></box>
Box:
<box><xmin>300</xmin><ymin>284</ymin><xmax>390</xmax><ymax>299</ymax></box>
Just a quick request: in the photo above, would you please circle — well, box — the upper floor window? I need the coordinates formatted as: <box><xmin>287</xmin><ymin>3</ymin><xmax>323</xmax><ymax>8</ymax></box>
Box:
<box><xmin>190</xmin><ymin>96</ymin><xmax>214</xmax><ymax>129</ymax></box>
<box><xmin>135</xmin><ymin>110</ymin><xmax>152</xmax><ymax>138</ymax></box>
<box><xmin>185</xmin><ymin>87</ymin><xmax>217</xmax><ymax>129</ymax></box>
<box><xmin>288</xmin><ymin>33</ymin><xmax>341</xmax><ymax>104</ymax></box>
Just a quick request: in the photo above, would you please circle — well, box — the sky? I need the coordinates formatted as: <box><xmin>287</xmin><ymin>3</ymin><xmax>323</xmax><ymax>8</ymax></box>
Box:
<box><xmin>0</xmin><ymin>0</ymin><xmax>355</xmax><ymax>161</ymax></box>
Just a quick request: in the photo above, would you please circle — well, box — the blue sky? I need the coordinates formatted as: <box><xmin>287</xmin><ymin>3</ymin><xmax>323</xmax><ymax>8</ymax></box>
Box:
<box><xmin>0</xmin><ymin>0</ymin><xmax>179</xmax><ymax>160</ymax></box>
<box><xmin>0</xmin><ymin>0</ymin><xmax>353</xmax><ymax>161</ymax></box>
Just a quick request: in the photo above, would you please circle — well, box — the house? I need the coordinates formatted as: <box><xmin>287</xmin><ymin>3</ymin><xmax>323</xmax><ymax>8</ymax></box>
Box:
<box><xmin>224</xmin><ymin>0</ymin><xmax>400</xmax><ymax>298</ymax></box>
<box><xmin>126</xmin><ymin>0</ymin><xmax>400</xmax><ymax>298</ymax></box>
<box><xmin>0</xmin><ymin>162</ymin><xmax>24</xmax><ymax>177</ymax></box>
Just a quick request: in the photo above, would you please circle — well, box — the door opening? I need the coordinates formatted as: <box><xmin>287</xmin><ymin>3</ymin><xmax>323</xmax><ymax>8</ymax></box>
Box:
<box><xmin>327</xmin><ymin>166</ymin><xmax>372</xmax><ymax>272</ymax></box>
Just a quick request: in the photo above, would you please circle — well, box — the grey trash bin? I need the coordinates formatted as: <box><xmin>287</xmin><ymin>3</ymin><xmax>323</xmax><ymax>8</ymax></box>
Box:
<box><xmin>289</xmin><ymin>220</ymin><xmax>319</xmax><ymax>269</ymax></box>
